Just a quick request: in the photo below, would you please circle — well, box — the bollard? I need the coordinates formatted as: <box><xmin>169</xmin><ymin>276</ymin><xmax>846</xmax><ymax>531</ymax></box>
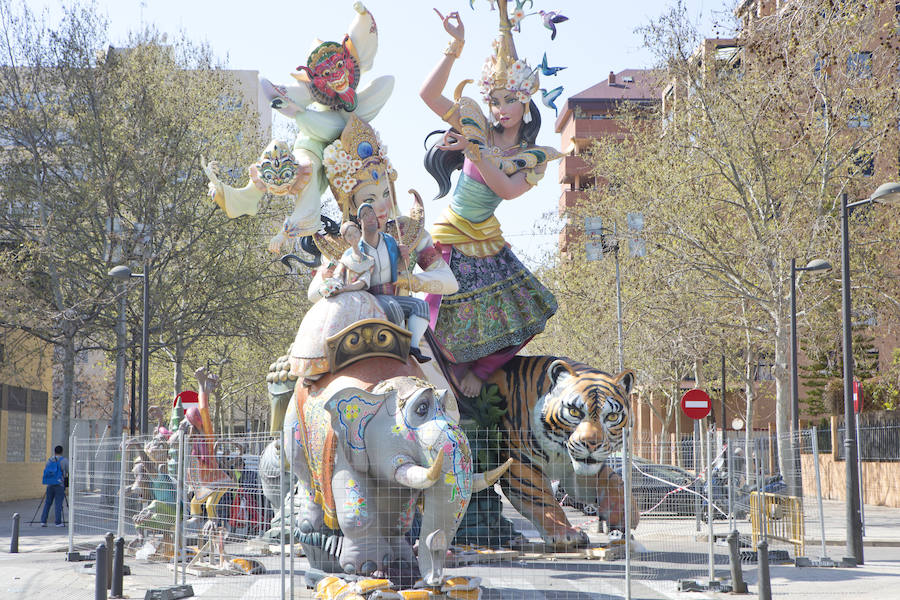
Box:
<box><xmin>757</xmin><ymin>540</ymin><xmax>772</xmax><ymax>600</ymax></box>
<box><xmin>111</xmin><ymin>537</ymin><xmax>125</xmax><ymax>598</ymax></box>
<box><xmin>10</xmin><ymin>513</ymin><xmax>20</xmax><ymax>553</ymax></box>
<box><xmin>95</xmin><ymin>542</ymin><xmax>108</xmax><ymax>600</ymax></box>
<box><xmin>104</xmin><ymin>532</ymin><xmax>114</xmax><ymax>589</ymax></box>
<box><xmin>727</xmin><ymin>530</ymin><xmax>748</xmax><ymax>593</ymax></box>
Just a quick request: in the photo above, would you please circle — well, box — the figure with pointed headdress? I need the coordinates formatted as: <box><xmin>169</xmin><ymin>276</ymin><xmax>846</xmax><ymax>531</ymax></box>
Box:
<box><xmin>420</xmin><ymin>1</ymin><xmax>563</xmax><ymax>398</ymax></box>
<box><xmin>288</xmin><ymin>115</ymin><xmax>459</xmax><ymax>382</ymax></box>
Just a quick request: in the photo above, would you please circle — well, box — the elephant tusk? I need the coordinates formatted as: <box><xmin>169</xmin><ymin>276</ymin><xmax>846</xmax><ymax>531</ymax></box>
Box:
<box><xmin>472</xmin><ymin>458</ymin><xmax>513</xmax><ymax>493</ymax></box>
<box><xmin>394</xmin><ymin>452</ymin><xmax>445</xmax><ymax>490</ymax></box>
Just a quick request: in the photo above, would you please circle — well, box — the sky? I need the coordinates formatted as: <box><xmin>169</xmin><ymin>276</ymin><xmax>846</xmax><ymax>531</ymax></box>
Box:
<box><xmin>28</xmin><ymin>0</ymin><xmax>733</xmax><ymax>264</ymax></box>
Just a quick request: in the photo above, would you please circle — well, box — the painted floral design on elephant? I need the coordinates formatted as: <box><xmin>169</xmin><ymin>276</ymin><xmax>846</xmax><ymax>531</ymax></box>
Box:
<box><xmin>343</xmin><ymin>478</ymin><xmax>368</xmax><ymax>528</ymax></box>
<box><xmin>335</xmin><ymin>394</ymin><xmax>380</xmax><ymax>452</ymax></box>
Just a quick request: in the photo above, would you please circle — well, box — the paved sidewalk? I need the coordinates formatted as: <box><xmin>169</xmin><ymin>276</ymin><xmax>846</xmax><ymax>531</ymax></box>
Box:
<box><xmin>2</xmin><ymin>496</ymin><xmax>900</xmax><ymax>599</ymax></box>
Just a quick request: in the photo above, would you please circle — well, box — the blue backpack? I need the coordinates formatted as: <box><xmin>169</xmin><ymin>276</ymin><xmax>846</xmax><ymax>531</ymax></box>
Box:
<box><xmin>42</xmin><ymin>457</ymin><xmax>63</xmax><ymax>485</ymax></box>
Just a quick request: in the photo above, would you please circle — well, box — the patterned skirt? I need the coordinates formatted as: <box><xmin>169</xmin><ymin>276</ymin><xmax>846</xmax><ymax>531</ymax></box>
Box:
<box><xmin>431</xmin><ymin>246</ymin><xmax>557</xmax><ymax>363</ymax></box>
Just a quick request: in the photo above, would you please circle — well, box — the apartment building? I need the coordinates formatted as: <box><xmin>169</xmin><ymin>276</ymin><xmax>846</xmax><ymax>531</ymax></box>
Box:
<box><xmin>554</xmin><ymin>69</ymin><xmax>662</xmax><ymax>254</ymax></box>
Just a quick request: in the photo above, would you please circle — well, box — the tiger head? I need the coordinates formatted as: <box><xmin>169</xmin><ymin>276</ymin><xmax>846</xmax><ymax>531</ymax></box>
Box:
<box><xmin>538</xmin><ymin>360</ymin><xmax>634</xmax><ymax>476</ymax></box>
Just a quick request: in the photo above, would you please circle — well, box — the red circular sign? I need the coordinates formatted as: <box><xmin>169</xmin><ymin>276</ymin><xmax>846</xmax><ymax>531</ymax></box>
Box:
<box><xmin>681</xmin><ymin>389</ymin><xmax>711</xmax><ymax>420</ymax></box>
<box><xmin>174</xmin><ymin>390</ymin><xmax>199</xmax><ymax>407</ymax></box>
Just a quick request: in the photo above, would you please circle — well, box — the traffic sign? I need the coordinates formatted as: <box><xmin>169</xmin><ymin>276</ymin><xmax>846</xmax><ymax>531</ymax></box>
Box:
<box><xmin>853</xmin><ymin>380</ymin><xmax>863</xmax><ymax>414</ymax></box>
<box><xmin>174</xmin><ymin>390</ymin><xmax>199</xmax><ymax>407</ymax></box>
<box><xmin>681</xmin><ymin>389</ymin><xmax>712</xmax><ymax>420</ymax></box>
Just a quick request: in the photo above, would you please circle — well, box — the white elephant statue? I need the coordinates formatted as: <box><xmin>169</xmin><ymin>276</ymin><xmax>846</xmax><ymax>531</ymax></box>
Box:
<box><xmin>271</xmin><ymin>375</ymin><xmax>508</xmax><ymax>586</ymax></box>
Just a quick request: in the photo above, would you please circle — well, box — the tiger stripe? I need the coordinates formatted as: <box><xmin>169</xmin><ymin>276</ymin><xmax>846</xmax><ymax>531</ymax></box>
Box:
<box><xmin>483</xmin><ymin>355</ymin><xmax>635</xmax><ymax>546</ymax></box>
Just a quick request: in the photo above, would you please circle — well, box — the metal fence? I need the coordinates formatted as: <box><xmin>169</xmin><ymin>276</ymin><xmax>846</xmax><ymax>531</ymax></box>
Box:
<box><xmin>57</xmin><ymin>422</ymin><xmax>897</xmax><ymax>599</ymax></box>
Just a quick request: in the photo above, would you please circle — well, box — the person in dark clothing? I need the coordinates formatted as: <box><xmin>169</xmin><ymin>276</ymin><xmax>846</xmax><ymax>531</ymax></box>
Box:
<box><xmin>41</xmin><ymin>445</ymin><xmax>69</xmax><ymax>527</ymax></box>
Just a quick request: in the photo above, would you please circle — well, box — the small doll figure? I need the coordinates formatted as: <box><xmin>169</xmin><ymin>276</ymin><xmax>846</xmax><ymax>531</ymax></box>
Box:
<box><xmin>327</xmin><ymin>221</ymin><xmax>375</xmax><ymax>297</ymax></box>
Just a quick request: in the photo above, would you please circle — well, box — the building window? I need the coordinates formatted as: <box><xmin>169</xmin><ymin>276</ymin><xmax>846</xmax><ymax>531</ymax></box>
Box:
<box><xmin>852</xmin><ymin>307</ymin><xmax>878</xmax><ymax>327</ymax></box>
<box><xmin>6</xmin><ymin>386</ymin><xmax>27</xmax><ymax>462</ymax></box>
<box><xmin>754</xmin><ymin>355</ymin><xmax>775</xmax><ymax>381</ymax></box>
<box><xmin>848</xmin><ymin>101</ymin><xmax>870</xmax><ymax>128</ymax></box>
<box><xmin>851</xmin><ymin>150</ymin><xmax>875</xmax><ymax>177</ymax></box>
<box><xmin>847</xmin><ymin>51</ymin><xmax>872</xmax><ymax>78</ymax></box>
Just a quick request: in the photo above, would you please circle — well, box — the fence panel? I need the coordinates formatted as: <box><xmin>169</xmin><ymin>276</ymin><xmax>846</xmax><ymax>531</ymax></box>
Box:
<box><xmin>62</xmin><ymin>423</ymin><xmax>900</xmax><ymax>598</ymax></box>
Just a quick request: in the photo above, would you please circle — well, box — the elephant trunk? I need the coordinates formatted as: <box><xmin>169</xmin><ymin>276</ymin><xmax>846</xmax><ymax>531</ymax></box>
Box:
<box><xmin>415</xmin><ymin>421</ymin><xmax>474</xmax><ymax>586</ymax></box>
<box><xmin>394</xmin><ymin>452</ymin><xmax>444</xmax><ymax>489</ymax></box>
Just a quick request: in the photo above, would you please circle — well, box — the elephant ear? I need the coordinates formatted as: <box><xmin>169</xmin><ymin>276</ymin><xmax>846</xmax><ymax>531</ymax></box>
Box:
<box><xmin>324</xmin><ymin>386</ymin><xmax>387</xmax><ymax>473</ymax></box>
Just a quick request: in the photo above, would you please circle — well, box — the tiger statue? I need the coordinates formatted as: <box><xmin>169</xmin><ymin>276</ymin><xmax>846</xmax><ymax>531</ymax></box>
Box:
<box><xmin>484</xmin><ymin>355</ymin><xmax>638</xmax><ymax>549</ymax></box>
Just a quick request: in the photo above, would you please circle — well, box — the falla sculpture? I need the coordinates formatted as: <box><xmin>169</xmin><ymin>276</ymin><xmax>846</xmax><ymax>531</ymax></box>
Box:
<box><xmin>201</xmin><ymin>1</ymin><xmax>637</xmax><ymax>594</ymax></box>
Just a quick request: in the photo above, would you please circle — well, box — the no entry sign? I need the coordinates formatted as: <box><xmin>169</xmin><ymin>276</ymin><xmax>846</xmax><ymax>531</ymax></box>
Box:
<box><xmin>174</xmin><ymin>390</ymin><xmax>199</xmax><ymax>408</ymax></box>
<box><xmin>681</xmin><ymin>389</ymin><xmax>712</xmax><ymax>420</ymax></box>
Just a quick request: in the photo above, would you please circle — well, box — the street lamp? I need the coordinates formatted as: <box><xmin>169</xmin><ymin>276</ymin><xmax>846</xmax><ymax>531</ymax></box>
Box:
<box><xmin>109</xmin><ymin>263</ymin><xmax>150</xmax><ymax>435</ymax></box>
<box><xmin>840</xmin><ymin>181</ymin><xmax>900</xmax><ymax>566</ymax></box>
<box><xmin>789</xmin><ymin>257</ymin><xmax>832</xmax><ymax>498</ymax></box>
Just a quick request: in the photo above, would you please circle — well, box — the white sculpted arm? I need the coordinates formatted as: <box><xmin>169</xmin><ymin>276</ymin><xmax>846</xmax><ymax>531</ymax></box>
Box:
<box><xmin>349</xmin><ymin>2</ymin><xmax>378</xmax><ymax>72</ymax></box>
<box><xmin>202</xmin><ymin>158</ymin><xmax>265</xmax><ymax>218</ymax></box>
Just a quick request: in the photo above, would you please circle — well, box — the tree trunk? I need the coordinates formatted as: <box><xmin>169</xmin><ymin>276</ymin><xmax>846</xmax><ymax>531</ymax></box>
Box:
<box><xmin>743</xmin><ymin>348</ymin><xmax>756</xmax><ymax>486</ymax></box>
<box><xmin>674</xmin><ymin>382</ymin><xmax>683</xmax><ymax>467</ymax></box>
<box><xmin>172</xmin><ymin>339</ymin><xmax>184</xmax><ymax>400</ymax></box>
<box><xmin>773</xmin><ymin>316</ymin><xmax>793</xmax><ymax>484</ymax></box>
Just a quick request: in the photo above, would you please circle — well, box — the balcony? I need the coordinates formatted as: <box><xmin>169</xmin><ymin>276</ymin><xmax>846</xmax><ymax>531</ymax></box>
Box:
<box><xmin>559</xmin><ymin>116</ymin><xmax>625</xmax><ymax>148</ymax></box>
<box><xmin>558</xmin><ymin>190</ymin><xmax>588</xmax><ymax>216</ymax></box>
<box><xmin>558</xmin><ymin>155</ymin><xmax>591</xmax><ymax>184</ymax></box>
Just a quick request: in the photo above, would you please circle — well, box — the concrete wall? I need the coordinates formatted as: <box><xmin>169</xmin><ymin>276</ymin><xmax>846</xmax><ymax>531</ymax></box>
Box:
<box><xmin>0</xmin><ymin>330</ymin><xmax>54</xmax><ymax>501</ymax></box>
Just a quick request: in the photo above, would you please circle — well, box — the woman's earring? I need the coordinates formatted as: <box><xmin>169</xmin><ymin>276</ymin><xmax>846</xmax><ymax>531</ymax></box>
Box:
<box><xmin>523</xmin><ymin>103</ymin><xmax>533</xmax><ymax>124</ymax></box>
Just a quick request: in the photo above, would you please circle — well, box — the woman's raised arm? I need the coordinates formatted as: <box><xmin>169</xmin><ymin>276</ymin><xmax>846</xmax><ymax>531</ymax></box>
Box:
<box><xmin>419</xmin><ymin>9</ymin><xmax>464</xmax><ymax>119</ymax></box>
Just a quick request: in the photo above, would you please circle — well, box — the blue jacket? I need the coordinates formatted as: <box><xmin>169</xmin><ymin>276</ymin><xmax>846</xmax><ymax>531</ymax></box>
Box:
<box><xmin>359</xmin><ymin>232</ymin><xmax>401</xmax><ymax>283</ymax></box>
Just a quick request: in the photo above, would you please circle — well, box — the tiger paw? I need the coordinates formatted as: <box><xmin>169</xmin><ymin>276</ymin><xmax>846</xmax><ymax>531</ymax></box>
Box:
<box><xmin>542</xmin><ymin>528</ymin><xmax>590</xmax><ymax>550</ymax></box>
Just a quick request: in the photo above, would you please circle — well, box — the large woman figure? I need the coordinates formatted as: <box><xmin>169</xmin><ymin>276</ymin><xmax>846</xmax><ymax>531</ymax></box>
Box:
<box><xmin>419</xmin><ymin>3</ymin><xmax>563</xmax><ymax>397</ymax></box>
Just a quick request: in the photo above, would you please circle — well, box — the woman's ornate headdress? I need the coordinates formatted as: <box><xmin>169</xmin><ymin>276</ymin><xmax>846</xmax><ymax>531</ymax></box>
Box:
<box><xmin>322</xmin><ymin>115</ymin><xmax>398</xmax><ymax>221</ymax></box>
<box><xmin>478</xmin><ymin>1</ymin><xmax>539</xmax><ymax>104</ymax></box>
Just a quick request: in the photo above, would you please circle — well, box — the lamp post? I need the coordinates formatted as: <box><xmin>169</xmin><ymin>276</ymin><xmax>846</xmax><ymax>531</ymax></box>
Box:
<box><xmin>584</xmin><ymin>217</ymin><xmax>625</xmax><ymax>372</ymax></box>
<box><xmin>109</xmin><ymin>262</ymin><xmax>150</xmax><ymax>435</ymax></box>
<box><xmin>789</xmin><ymin>257</ymin><xmax>832</xmax><ymax>498</ymax></box>
<box><xmin>839</xmin><ymin>181</ymin><xmax>900</xmax><ymax>566</ymax></box>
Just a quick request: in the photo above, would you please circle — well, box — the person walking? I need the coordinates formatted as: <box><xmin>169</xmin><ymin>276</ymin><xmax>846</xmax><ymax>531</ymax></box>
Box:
<box><xmin>40</xmin><ymin>445</ymin><xmax>68</xmax><ymax>527</ymax></box>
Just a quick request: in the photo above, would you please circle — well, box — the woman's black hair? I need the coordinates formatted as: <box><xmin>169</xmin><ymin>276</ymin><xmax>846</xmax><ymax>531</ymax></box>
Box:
<box><xmin>423</xmin><ymin>98</ymin><xmax>542</xmax><ymax>200</ymax></box>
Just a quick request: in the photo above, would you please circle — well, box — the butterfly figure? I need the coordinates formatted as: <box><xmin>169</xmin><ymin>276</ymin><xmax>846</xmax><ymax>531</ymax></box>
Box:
<box><xmin>540</xmin><ymin>86</ymin><xmax>564</xmax><ymax>116</ymax></box>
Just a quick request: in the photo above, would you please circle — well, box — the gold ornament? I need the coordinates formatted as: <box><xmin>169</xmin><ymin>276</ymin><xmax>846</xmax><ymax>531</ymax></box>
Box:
<box><xmin>322</xmin><ymin>115</ymin><xmax>399</xmax><ymax>221</ymax></box>
<box><xmin>478</xmin><ymin>1</ymin><xmax>539</xmax><ymax>102</ymax></box>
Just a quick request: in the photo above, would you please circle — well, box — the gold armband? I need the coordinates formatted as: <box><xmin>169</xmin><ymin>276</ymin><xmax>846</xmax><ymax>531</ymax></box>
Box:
<box><xmin>443</xmin><ymin>38</ymin><xmax>464</xmax><ymax>59</ymax></box>
<box><xmin>441</xmin><ymin>103</ymin><xmax>458</xmax><ymax>122</ymax></box>
<box><xmin>525</xmin><ymin>169</ymin><xmax>545</xmax><ymax>187</ymax></box>
<box><xmin>463</xmin><ymin>142</ymin><xmax>482</xmax><ymax>163</ymax></box>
